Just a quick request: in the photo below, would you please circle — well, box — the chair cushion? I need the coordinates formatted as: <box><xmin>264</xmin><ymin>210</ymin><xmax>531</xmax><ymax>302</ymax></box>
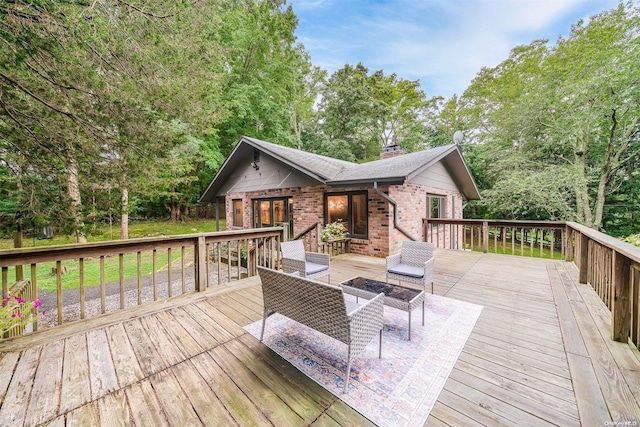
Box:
<box><xmin>344</xmin><ymin>298</ymin><xmax>363</xmax><ymax>315</ymax></box>
<box><xmin>387</xmin><ymin>263</ymin><xmax>424</xmax><ymax>278</ymax></box>
<box><xmin>306</xmin><ymin>262</ymin><xmax>329</xmax><ymax>275</ymax></box>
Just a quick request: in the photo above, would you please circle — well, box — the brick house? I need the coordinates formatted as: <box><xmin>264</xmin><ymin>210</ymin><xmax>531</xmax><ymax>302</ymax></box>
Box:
<box><xmin>199</xmin><ymin>136</ymin><xmax>480</xmax><ymax>257</ymax></box>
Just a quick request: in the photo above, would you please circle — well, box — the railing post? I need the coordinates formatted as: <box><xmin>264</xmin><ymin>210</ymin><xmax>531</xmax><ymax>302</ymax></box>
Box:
<box><xmin>423</xmin><ymin>219</ymin><xmax>428</xmax><ymax>243</ymax></box>
<box><xmin>482</xmin><ymin>221</ymin><xmax>489</xmax><ymax>253</ymax></box>
<box><xmin>195</xmin><ymin>235</ymin><xmax>207</xmax><ymax>291</ymax></box>
<box><xmin>316</xmin><ymin>222</ymin><xmax>322</xmax><ymax>252</ymax></box>
<box><xmin>579</xmin><ymin>232</ymin><xmax>589</xmax><ymax>284</ymax></box>
<box><xmin>611</xmin><ymin>251</ymin><xmax>631</xmax><ymax>342</ymax></box>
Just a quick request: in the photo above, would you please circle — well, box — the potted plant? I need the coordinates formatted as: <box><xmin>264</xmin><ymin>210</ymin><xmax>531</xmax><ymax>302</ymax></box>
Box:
<box><xmin>322</xmin><ymin>221</ymin><xmax>347</xmax><ymax>242</ymax></box>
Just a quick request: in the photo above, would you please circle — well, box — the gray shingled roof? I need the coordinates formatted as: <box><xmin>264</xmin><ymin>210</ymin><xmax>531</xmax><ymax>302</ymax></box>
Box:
<box><xmin>244</xmin><ymin>137</ymin><xmax>352</xmax><ymax>181</ymax></box>
<box><xmin>330</xmin><ymin>145</ymin><xmax>454</xmax><ymax>183</ymax></box>
<box><xmin>199</xmin><ymin>136</ymin><xmax>480</xmax><ymax>202</ymax></box>
<box><xmin>244</xmin><ymin>136</ymin><xmax>454</xmax><ymax>183</ymax></box>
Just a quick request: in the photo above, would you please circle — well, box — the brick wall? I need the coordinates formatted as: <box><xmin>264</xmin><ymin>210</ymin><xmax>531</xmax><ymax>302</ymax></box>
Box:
<box><xmin>388</xmin><ymin>183</ymin><xmax>464</xmax><ymax>254</ymax></box>
<box><xmin>223</xmin><ymin>182</ymin><xmax>464</xmax><ymax>258</ymax></box>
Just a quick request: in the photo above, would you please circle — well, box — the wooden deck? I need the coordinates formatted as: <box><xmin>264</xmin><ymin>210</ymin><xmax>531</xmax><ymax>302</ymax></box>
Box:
<box><xmin>0</xmin><ymin>250</ymin><xmax>638</xmax><ymax>426</ymax></box>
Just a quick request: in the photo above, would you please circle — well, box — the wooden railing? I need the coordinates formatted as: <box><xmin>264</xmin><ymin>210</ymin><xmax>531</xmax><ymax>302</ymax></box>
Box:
<box><xmin>424</xmin><ymin>218</ymin><xmax>567</xmax><ymax>259</ymax></box>
<box><xmin>292</xmin><ymin>222</ymin><xmax>350</xmax><ymax>256</ymax></box>
<box><xmin>423</xmin><ymin>218</ymin><xmax>640</xmax><ymax>350</ymax></box>
<box><xmin>293</xmin><ymin>222</ymin><xmax>321</xmax><ymax>252</ymax></box>
<box><xmin>568</xmin><ymin>222</ymin><xmax>640</xmax><ymax>349</ymax></box>
<box><xmin>0</xmin><ymin>226</ymin><xmax>286</xmax><ymax>334</ymax></box>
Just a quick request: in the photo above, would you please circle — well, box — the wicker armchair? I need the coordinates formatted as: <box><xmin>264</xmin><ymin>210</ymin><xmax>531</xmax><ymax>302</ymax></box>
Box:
<box><xmin>386</xmin><ymin>241</ymin><xmax>435</xmax><ymax>294</ymax></box>
<box><xmin>280</xmin><ymin>240</ymin><xmax>331</xmax><ymax>283</ymax></box>
<box><xmin>258</xmin><ymin>266</ymin><xmax>384</xmax><ymax>393</ymax></box>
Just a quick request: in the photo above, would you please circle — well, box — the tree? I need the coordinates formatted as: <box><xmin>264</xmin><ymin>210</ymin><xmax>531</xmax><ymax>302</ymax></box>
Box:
<box><xmin>312</xmin><ymin>63</ymin><xmax>433</xmax><ymax>161</ymax></box>
<box><xmin>369</xmin><ymin>71</ymin><xmax>431</xmax><ymax>153</ymax></box>
<box><xmin>456</xmin><ymin>2</ymin><xmax>640</xmax><ymax>230</ymax></box>
<box><xmin>213</xmin><ymin>0</ymin><xmax>309</xmax><ymax>154</ymax></box>
<box><xmin>1</xmin><ymin>1</ymin><xmax>232</xmax><ymax>238</ymax></box>
<box><xmin>538</xmin><ymin>3</ymin><xmax>640</xmax><ymax>229</ymax></box>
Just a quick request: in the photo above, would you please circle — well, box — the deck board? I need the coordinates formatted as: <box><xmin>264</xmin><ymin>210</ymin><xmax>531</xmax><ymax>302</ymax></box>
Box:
<box><xmin>97</xmin><ymin>389</ymin><xmax>130</xmax><ymax>427</ymax></box>
<box><xmin>66</xmin><ymin>401</ymin><xmax>99</xmax><ymax>426</ymax></box>
<box><xmin>124</xmin><ymin>318</ymin><xmax>167</xmax><ymax>377</ymax></box>
<box><xmin>0</xmin><ymin>352</ymin><xmax>20</xmax><ymax>406</ymax></box>
<box><xmin>104</xmin><ymin>323</ymin><xmax>144</xmax><ymax>387</ymax></box>
<box><xmin>125</xmin><ymin>380</ymin><xmax>169</xmax><ymax>426</ymax></box>
<box><xmin>24</xmin><ymin>340</ymin><xmax>63</xmax><ymax>426</ymax></box>
<box><xmin>171</xmin><ymin>359</ymin><xmax>238</xmax><ymax>426</ymax></box>
<box><xmin>211</xmin><ymin>344</ymin><xmax>306</xmax><ymax>426</ymax></box>
<box><xmin>86</xmin><ymin>328</ymin><xmax>119</xmax><ymax>400</ymax></box>
<box><xmin>0</xmin><ymin>250</ymin><xmax>638</xmax><ymax>426</ymax></box>
<box><xmin>0</xmin><ymin>345</ymin><xmax>40</xmax><ymax>426</ymax></box>
<box><xmin>59</xmin><ymin>334</ymin><xmax>90</xmax><ymax>414</ymax></box>
<box><xmin>227</xmin><ymin>338</ymin><xmax>327</xmax><ymax>423</ymax></box>
<box><xmin>195</xmin><ymin>351</ymin><xmax>273</xmax><ymax>426</ymax></box>
<box><xmin>150</xmin><ymin>369</ymin><xmax>203</xmax><ymax>426</ymax></box>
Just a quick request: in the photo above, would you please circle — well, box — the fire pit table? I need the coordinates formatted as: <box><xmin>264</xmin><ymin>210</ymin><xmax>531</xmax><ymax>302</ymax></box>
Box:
<box><xmin>340</xmin><ymin>276</ymin><xmax>425</xmax><ymax>340</ymax></box>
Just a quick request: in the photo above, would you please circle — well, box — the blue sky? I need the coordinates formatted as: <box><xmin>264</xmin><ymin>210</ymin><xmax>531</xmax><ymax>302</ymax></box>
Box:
<box><xmin>289</xmin><ymin>0</ymin><xmax>621</xmax><ymax>100</ymax></box>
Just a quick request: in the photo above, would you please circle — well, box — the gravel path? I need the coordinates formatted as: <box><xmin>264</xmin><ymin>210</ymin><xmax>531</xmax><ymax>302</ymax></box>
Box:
<box><xmin>37</xmin><ymin>265</ymin><xmax>248</xmax><ymax>329</ymax></box>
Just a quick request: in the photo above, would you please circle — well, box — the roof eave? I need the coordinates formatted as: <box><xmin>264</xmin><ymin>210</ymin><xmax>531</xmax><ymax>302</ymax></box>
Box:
<box><xmin>326</xmin><ymin>177</ymin><xmax>406</xmax><ymax>188</ymax></box>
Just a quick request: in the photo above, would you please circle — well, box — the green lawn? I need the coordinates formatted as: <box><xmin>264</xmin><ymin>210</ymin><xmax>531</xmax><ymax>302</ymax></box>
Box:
<box><xmin>0</xmin><ymin>219</ymin><xmax>224</xmax><ymax>250</ymax></box>
<box><xmin>2</xmin><ymin>219</ymin><xmax>225</xmax><ymax>291</ymax></box>
<box><xmin>465</xmin><ymin>242</ymin><xmax>564</xmax><ymax>260</ymax></box>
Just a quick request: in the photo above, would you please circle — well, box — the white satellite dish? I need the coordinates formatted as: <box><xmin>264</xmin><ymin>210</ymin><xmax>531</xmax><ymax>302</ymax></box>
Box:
<box><xmin>453</xmin><ymin>130</ymin><xmax>463</xmax><ymax>145</ymax></box>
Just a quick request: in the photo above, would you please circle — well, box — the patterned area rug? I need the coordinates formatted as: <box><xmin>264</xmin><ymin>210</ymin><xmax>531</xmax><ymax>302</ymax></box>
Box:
<box><xmin>244</xmin><ymin>293</ymin><xmax>483</xmax><ymax>426</ymax></box>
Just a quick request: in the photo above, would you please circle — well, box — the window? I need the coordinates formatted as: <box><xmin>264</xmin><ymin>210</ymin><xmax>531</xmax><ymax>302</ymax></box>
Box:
<box><xmin>232</xmin><ymin>199</ymin><xmax>243</xmax><ymax>226</ymax></box>
<box><xmin>427</xmin><ymin>194</ymin><xmax>445</xmax><ymax>219</ymax></box>
<box><xmin>252</xmin><ymin>197</ymin><xmax>293</xmax><ymax>236</ymax></box>
<box><xmin>325</xmin><ymin>192</ymin><xmax>368</xmax><ymax>239</ymax></box>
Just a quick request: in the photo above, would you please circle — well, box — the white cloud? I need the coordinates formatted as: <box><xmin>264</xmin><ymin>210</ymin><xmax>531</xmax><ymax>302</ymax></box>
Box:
<box><xmin>290</xmin><ymin>0</ymin><xmax>619</xmax><ymax>98</ymax></box>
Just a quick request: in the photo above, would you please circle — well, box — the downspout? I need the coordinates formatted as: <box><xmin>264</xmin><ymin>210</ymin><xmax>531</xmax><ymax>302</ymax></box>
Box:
<box><xmin>374</xmin><ymin>181</ymin><xmax>418</xmax><ymax>241</ymax></box>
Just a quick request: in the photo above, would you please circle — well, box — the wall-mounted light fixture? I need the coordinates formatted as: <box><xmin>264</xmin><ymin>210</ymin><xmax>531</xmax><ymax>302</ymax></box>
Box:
<box><xmin>251</xmin><ymin>148</ymin><xmax>261</xmax><ymax>170</ymax></box>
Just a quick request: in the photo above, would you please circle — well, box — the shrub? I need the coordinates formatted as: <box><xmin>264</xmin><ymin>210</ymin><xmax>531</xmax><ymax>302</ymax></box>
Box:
<box><xmin>0</xmin><ymin>296</ymin><xmax>45</xmax><ymax>336</ymax></box>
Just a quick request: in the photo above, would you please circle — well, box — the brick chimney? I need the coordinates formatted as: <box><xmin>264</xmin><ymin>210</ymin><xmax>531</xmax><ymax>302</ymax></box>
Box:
<box><xmin>380</xmin><ymin>143</ymin><xmax>405</xmax><ymax>160</ymax></box>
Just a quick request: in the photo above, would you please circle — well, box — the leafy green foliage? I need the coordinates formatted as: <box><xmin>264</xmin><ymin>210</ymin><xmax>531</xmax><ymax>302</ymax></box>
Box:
<box><xmin>458</xmin><ymin>3</ymin><xmax>640</xmax><ymax>232</ymax></box>
<box><xmin>308</xmin><ymin>63</ymin><xmax>435</xmax><ymax>161</ymax></box>
<box><xmin>0</xmin><ymin>0</ymin><xmax>311</xmax><ymax>235</ymax></box>
<box><xmin>2</xmin><ymin>0</ymin><xmax>639</xmax><ymax>244</ymax></box>
<box><xmin>622</xmin><ymin>234</ymin><xmax>640</xmax><ymax>247</ymax></box>
<box><xmin>321</xmin><ymin>221</ymin><xmax>347</xmax><ymax>241</ymax></box>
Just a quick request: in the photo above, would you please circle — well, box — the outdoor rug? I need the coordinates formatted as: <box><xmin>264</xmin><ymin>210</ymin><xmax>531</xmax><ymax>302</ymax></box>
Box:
<box><xmin>244</xmin><ymin>293</ymin><xmax>483</xmax><ymax>426</ymax></box>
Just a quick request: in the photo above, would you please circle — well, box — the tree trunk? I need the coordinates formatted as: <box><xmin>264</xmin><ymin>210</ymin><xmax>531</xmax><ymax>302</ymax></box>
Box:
<box><xmin>13</xmin><ymin>226</ymin><xmax>23</xmax><ymax>280</ymax></box>
<box><xmin>573</xmin><ymin>145</ymin><xmax>593</xmax><ymax>227</ymax></box>
<box><xmin>67</xmin><ymin>152</ymin><xmax>87</xmax><ymax>244</ymax></box>
<box><xmin>121</xmin><ymin>185</ymin><xmax>129</xmax><ymax>240</ymax></box>
<box><xmin>169</xmin><ymin>205</ymin><xmax>180</xmax><ymax>221</ymax></box>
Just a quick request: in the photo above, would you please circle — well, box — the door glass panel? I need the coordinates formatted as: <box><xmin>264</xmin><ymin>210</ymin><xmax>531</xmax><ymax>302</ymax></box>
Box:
<box><xmin>253</xmin><ymin>200</ymin><xmax>259</xmax><ymax>227</ymax></box>
<box><xmin>273</xmin><ymin>200</ymin><xmax>285</xmax><ymax>224</ymax></box>
<box><xmin>260</xmin><ymin>201</ymin><xmax>271</xmax><ymax>226</ymax></box>
<box><xmin>233</xmin><ymin>200</ymin><xmax>243</xmax><ymax>226</ymax></box>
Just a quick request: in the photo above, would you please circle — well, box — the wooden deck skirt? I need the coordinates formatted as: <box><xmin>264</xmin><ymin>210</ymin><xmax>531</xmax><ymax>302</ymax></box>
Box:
<box><xmin>0</xmin><ymin>250</ymin><xmax>638</xmax><ymax>426</ymax></box>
